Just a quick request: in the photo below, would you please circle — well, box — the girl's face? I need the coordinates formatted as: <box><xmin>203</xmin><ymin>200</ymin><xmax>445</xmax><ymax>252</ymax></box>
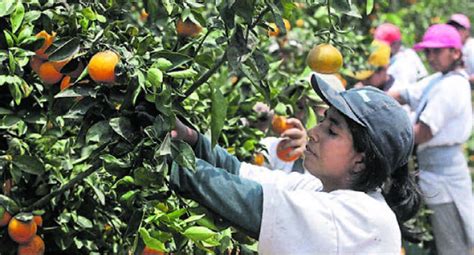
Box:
<box><xmin>424</xmin><ymin>48</ymin><xmax>461</xmax><ymax>73</ymax></box>
<box><xmin>303</xmin><ymin>107</ymin><xmax>364</xmax><ymax>191</ymax></box>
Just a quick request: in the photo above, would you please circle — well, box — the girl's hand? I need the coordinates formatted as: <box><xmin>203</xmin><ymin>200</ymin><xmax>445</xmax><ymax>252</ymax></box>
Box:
<box><xmin>171</xmin><ymin>117</ymin><xmax>198</xmax><ymax>146</ymax></box>
<box><xmin>279</xmin><ymin>118</ymin><xmax>307</xmax><ymax>157</ymax></box>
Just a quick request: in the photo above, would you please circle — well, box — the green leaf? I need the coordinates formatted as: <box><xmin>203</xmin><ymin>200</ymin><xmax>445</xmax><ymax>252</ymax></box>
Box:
<box><xmin>153</xmin><ymin>58</ymin><xmax>173</xmax><ymax>71</ymax></box>
<box><xmin>171</xmin><ymin>140</ymin><xmax>196</xmax><ymax>171</ymax></box>
<box><xmin>0</xmin><ymin>115</ymin><xmax>21</xmax><ymax>128</ymax></box>
<box><xmin>48</xmin><ymin>37</ymin><xmax>80</xmax><ymax>61</ymax></box>
<box><xmin>162</xmin><ymin>0</ymin><xmax>173</xmax><ymax>15</ymax></box>
<box><xmin>0</xmin><ymin>194</ymin><xmax>20</xmax><ymax>214</ymax></box>
<box><xmin>82</xmin><ymin>7</ymin><xmax>96</xmax><ymax>21</ymax></box>
<box><xmin>3</xmin><ymin>30</ymin><xmax>14</xmax><ymax>48</ymax></box>
<box><xmin>0</xmin><ymin>0</ymin><xmax>16</xmax><ymax>17</ymax></box>
<box><xmin>10</xmin><ymin>2</ymin><xmax>25</xmax><ymax>33</ymax></box>
<box><xmin>183</xmin><ymin>226</ymin><xmax>217</xmax><ymax>241</ymax></box>
<box><xmin>139</xmin><ymin>228</ymin><xmax>167</xmax><ymax>252</ymax></box>
<box><xmin>210</xmin><ymin>86</ymin><xmax>228</xmax><ymax>148</ymax></box>
<box><xmin>146</xmin><ymin>68</ymin><xmax>163</xmax><ymax>88</ymax></box>
<box><xmin>86</xmin><ymin>121</ymin><xmax>113</xmax><ymax>144</ymax></box>
<box><xmin>12</xmin><ymin>155</ymin><xmax>45</xmax><ymax>175</ymax></box>
<box><xmin>366</xmin><ymin>0</ymin><xmax>374</xmax><ymax>15</ymax></box>
<box><xmin>152</xmin><ymin>50</ymin><xmax>192</xmax><ymax>70</ymax></box>
<box><xmin>332</xmin><ymin>0</ymin><xmax>352</xmax><ymax>12</ymax></box>
<box><xmin>76</xmin><ymin>215</ymin><xmax>93</xmax><ymax>229</ymax></box>
<box><xmin>109</xmin><ymin>117</ymin><xmax>133</xmax><ymax>142</ymax></box>
<box><xmin>167</xmin><ymin>69</ymin><xmax>198</xmax><ymax>79</ymax></box>
<box><xmin>101</xmin><ymin>154</ymin><xmax>131</xmax><ymax>177</ymax></box>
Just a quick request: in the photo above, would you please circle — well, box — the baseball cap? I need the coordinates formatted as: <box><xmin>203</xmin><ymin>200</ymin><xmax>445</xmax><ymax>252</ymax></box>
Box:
<box><xmin>310</xmin><ymin>73</ymin><xmax>414</xmax><ymax>173</ymax></box>
<box><xmin>306</xmin><ymin>73</ymin><xmax>345</xmax><ymax>106</ymax></box>
<box><xmin>448</xmin><ymin>13</ymin><xmax>470</xmax><ymax>29</ymax></box>
<box><xmin>349</xmin><ymin>40</ymin><xmax>391</xmax><ymax>80</ymax></box>
<box><xmin>413</xmin><ymin>24</ymin><xmax>463</xmax><ymax>50</ymax></box>
<box><xmin>374</xmin><ymin>23</ymin><xmax>401</xmax><ymax>44</ymax></box>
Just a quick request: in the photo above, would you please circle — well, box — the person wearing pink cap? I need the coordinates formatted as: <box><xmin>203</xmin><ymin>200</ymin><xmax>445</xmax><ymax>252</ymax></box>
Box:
<box><xmin>389</xmin><ymin>24</ymin><xmax>474</xmax><ymax>255</ymax></box>
<box><xmin>447</xmin><ymin>13</ymin><xmax>474</xmax><ymax>83</ymax></box>
<box><xmin>374</xmin><ymin>23</ymin><xmax>428</xmax><ymax>85</ymax></box>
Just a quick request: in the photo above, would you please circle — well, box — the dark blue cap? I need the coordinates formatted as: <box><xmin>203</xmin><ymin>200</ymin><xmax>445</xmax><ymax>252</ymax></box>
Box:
<box><xmin>310</xmin><ymin>73</ymin><xmax>414</xmax><ymax>173</ymax></box>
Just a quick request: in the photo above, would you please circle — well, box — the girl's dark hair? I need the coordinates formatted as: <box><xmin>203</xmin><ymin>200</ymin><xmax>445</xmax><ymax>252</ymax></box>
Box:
<box><xmin>345</xmin><ymin>116</ymin><xmax>423</xmax><ymax>241</ymax></box>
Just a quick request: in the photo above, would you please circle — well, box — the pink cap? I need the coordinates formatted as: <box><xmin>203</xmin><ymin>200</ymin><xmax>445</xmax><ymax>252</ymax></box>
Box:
<box><xmin>374</xmin><ymin>23</ymin><xmax>401</xmax><ymax>44</ymax></box>
<box><xmin>414</xmin><ymin>24</ymin><xmax>462</xmax><ymax>50</ymax></box>
<box><xmin>448</xmin><ymin>13</ymin><xmax>470</xmax><ymax>29</ymax></box>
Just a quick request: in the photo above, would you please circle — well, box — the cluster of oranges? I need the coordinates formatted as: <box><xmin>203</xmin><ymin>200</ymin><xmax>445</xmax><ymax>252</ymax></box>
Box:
<box><xmin>30</xmin><ymin>30</ymin><xmax>120</xmax><ymax>90</ymax></box>
<box><xmin>0</xmin><ymin>206</ymin><xmax>45</xmax><ymax>255</ymax></box>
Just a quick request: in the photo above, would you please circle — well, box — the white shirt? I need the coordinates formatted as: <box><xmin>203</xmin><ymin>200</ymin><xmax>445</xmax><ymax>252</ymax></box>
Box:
<box><xmin>401</xmin><ymin>70</ymin><xmax>472</xmax><ymax>150</ymax></box>
<box><xmin>463</xmin><ymin>38</ymin><xmax>474</xmax><ymax>76</ymax></box>
<box><xmin>239</xmin><ymin>163</ymin><xmax>402</xmax><ymax>255</ymax></box>
<box><xmin>388</xmin><ymin>47</ymin><xmax>428</xmax><ymax>85</ymax></box>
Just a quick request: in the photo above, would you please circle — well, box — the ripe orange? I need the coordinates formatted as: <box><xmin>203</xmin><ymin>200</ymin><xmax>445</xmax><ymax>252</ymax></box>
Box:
<box><xmin>142</xmin><ymin>246</ymin><xmax>165</xmax><ymax>255</ymax></box>
<box><xmin>230</xmin><ymin>75</ymin><xmax>239</xmax><ymax>85</ymax></box>
<box><xmin>88</xmin><ymin>50</ymin><xmax>120</xmax><ymax>83</ymax></box>
<box><xmin>272</xmin><ymin>115</ymin><xmax>293</xmax><ymax>134</ymax></box>
<box><xmin>0</xmin><ymin>207</ymin><xmax>12</xmax><ymax>227</ymax></box>
<box><xmin>296</xmin><ymin>19</ymin><xmax>304</xmax><ymax>28</ymax></box>
<box><xmin>276</xmin><ymin>141</ymin><xmax>301</xmax><ymax>162</ymax></box>
<box><xmin>38</xmin><ymin>62</ymin><xmax>64</xmax><ymax>85</ymax></box>
<box><xmin>253</xmin><ymin>153</ymin><xmax>265</xmax><ymax>166</ymax></box>
<box><xmin>176</xmin><ymin>18</ymin><xmax>202</xmax><ymax>37</ymax></box>
<box><xmin>17</xmin><ymin>235</ymin><xmax>45</xmax><ymax>255</ymax></box>
<box><xmin>140</xmin><ymin>9</ymin><xmax>149</xmax><ymax>22</ymax></box>
<box><xmin>306</xmin><ymin>43</ymin><xmax>343</xmax><ymax>74</ymax></box>
<box><xmin>267</xmin><ymin>19</ymin><xmax>291</xmax><ymax>37</ymax></box>
<box><xmin>35</xmin><ymin>31</ymin><xmax>56</xmax><ymax>60</ymax></box>
<box><xmin>29</xmin><ymin>56</ymin><xmax>44</xmax><ymax>74</ymax></box>
<box><xmin>33</xmin><ymin>215</ymin><xmax>43</xmax><ymax>227</ymax></box>
<box><xmin>8</xmin><ymin>216</ymin><xmax>37</xmax><ymax>244</ymax></box>
<box><xmin>60</xmin><ymin>75</ymin><xmax>72</xmax><ymax>91</ymax></box>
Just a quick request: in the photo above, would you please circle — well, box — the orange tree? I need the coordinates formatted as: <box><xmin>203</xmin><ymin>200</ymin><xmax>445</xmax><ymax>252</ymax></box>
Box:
<box><xmin>0</xmin><ymin>0</ymin><xmax>378</xmax><ymax>253</ymax></box>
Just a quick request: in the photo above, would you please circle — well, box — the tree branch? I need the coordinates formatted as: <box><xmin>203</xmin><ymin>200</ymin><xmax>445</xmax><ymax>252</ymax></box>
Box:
<box><xmin>175</xmin><ymin>52</ymin><xmax>227</xmax><ymax>103</ymax></box>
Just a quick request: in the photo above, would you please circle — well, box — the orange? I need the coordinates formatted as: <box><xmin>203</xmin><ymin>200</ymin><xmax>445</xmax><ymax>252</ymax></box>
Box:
<box><xmin>8</xmin><ymin>216</ymin><xmax>37</xmax><ymax>244</ymax></box>
<box><xmin>176</xmin><ymin>18</ymin><xmax>202</xmax><ymax>37</ymax></box>
<box><xmin>306</xmin><ymin>43</ymin><xmax>343</xmax><ymax>74</ymax></box>
<box><xmin>253</xmin><ymin>153</ymin><xmax>265</xmax><ymax>166</ymax></box>
<box><xmin>17</xmin><ymin>235</ymin><xmax>45</xmax><ymax>255</ymax></box>
<box><xmin>230</xmin><ymin>75</ymin><xmax>239</xmax><ymax>85</ymax></box>
<box><xmin>38</xmin><ymin>62</ymin><xmax>64</xmax><ymax>85</ymax></box>
<box><xmin>142</xmin><ymin>246</ymin><xmax>165</xmax><ymax>255</ymax></box>
<box><xmin>272</xmin><ymin>115</ymin><xmax>293</xmax><ymax>134</ymax></box>
<box><xmin>88</xmin><ymin>50</ymin><xmax>120</xmax><ymax>83</ymax></box>
<box><xmin>60</xmin><ymin>75</ymin><xmax>72</xmax><ymax>91</ymax></box>
<box><xmin>267</xmin><ymin>19</ymin><xmax>291</xmax><ymax>37</ymax></box>
<box><xmin>276</xmin><ymin>141</ymin><xmax>301</xmax><ymax>162</ymax></box>
<box><xmin>29</xmin><ymin>56</ymin><xmax>44</xmax><ymax>74</ymax></box>
<box><xmin>140</xmin><ymin>9</ymin><xmax>149</xmax><ymax>22</ymax></box>
<box><xmin>33</xmin><ymin>215</ymin><xmax>43</xmax><ymax>227</ymax></box>
<box><xmin>296</xmin><ymin>19</ymin><xmax>304</xmax><ymax>28</ymax></box>
<box><xmin>0</xmin><ymin>207</ymin><xmax>12</xmax><ymax>227</ymax></box>
<box><xmin>35</xmin><ymin>31</ymin><xmax>56</xmax><ymax>60</ymax></box>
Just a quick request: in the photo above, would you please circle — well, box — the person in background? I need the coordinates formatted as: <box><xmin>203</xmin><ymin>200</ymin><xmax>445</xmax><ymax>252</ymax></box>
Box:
<box><xmin>447</xmin><ymin>13</ymin><xmax>474</xmax><ymax>84</ymax></box>
<box><xmin>350</xmin><ymin>40</ymin><xmax>404</xmax><ymax>91</ymax></box>
<box><xmin>375</xmin><ymin>23</ymin><xmax>428</xmax><ymax>85</ymax></box>
<box><xmin>170</xmin><ymin>73</ymin><xmax>421</xmax><ymax>254</ymax></box>
<box><xmin>388</xmin><ymin>24</ymin><xmax>474</xmax><ymax>255</ymax></box>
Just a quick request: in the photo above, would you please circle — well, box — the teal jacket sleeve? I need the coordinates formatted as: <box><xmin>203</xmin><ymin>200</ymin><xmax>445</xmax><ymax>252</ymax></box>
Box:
<box><xmin>170</xmin><ymin>158</ymin><xmax>263</xmax><ymax>239</ymax></box>
<box><xmin>192</xmin><ymin>133</ymin><xmax>241</xmax><ymax>174</ymax></box>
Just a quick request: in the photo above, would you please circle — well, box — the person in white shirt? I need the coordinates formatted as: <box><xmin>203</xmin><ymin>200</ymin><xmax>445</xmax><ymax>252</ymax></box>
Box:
<box><xmin>389</xmin><ymin>24</ymin><xmax>474</xmax><ymax>255</ymax></box>
<box><xmin>170</xmin><ymin>73</ymin><xmax>421</xmax><ymax>254</ymax></box>
<box><xmin>447</xmin><ymin>13</ymin><xmax>474</xmax><ymax>84</ymax></box>
<box><xmin>375</xmin><ymin>23</ymin><xmax>428</xmax><ymax>85</ymax></box>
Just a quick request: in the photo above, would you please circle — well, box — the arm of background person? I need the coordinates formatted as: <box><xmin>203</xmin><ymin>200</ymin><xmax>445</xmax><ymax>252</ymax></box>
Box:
<box><xmin>414</xmin><ymin>121</ymin><xmax>433</xmax><ymax>145</ymax></box>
